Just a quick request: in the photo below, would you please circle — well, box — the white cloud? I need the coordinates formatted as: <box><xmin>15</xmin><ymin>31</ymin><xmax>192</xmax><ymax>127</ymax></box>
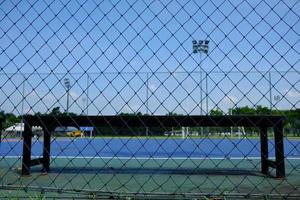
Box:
<box><xmin>69</xmin><ymin>91</ymin><xmax>79</xmax><ymax>99</ymax></box>
<box><xmin>286</xmin><ymin>90</ymin><xmax>300</xmax><ymax>98</ymax></box>
<box><xmin>122</xmin><ymin>104</ymin><xmax>140</xmax><ymax>113</ymax></box>
<box><xmin>222</xmin><ymin>95</ymin><xmax>237</xmax><ymax>105</ymax></box>
<box><xmin>148</xmin><ymin>84</ymin><xmax>157</xmax><ymax>92</ymax></box>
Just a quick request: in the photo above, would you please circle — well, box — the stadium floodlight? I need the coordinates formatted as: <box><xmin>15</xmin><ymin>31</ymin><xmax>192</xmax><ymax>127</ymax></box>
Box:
<box><xmin>201</xmin><ymin>40</ymin><xmax>209</xmax><ymax>54</ymax></box>
<box><xmin>64</xmin><ymin>78</ymin><xmax>71</xmax><ymax>114</ymax></box>
<box><xmin>193</xmin><ymin>40</ymin><xmax>209</xmax><ymax>54</ymax></box>
<box><xmin>274</xmin><ymin>95</ymin><xmax>281</xmax><ymax>102</ymax></box>
<box><xmin>192</xmin><ymin>40</ymin><xmax>198</xmax><ymax>53</ymax></box>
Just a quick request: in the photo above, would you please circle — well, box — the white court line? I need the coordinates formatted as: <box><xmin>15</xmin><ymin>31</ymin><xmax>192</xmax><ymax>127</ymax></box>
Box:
<box><xmin>1</xmin><ymin>156</ymin><xmax>300</xmax><ymax>160</ymax></box>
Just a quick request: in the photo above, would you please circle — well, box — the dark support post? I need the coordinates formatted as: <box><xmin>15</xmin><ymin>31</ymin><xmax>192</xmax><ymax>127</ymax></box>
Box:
<box><xmin>21</xmin><ymin>122</ymin><xmax>32</xmax><ymax>176</ymax></box>
<box><xmin>42</xmin><ymin>125</ymin><xmax>51</xmax><ymax>173</ymax></box>
<box><xmin>260</xmin><ymin>126</ymin><xmax>269</xmax><ymax>175</ymax></box>
<box><xmin>274</xmin><ymin>121</ymin><xmax>285</xmax><ymax>178</ymax></box>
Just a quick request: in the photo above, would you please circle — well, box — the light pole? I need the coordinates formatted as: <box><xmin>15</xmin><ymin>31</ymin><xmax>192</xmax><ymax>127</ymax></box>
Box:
<box><xmin>193</xmin><ymin>39</ymin><xmax>209</xmax><ymax>136</ymax></box>
<box><xmin>86</xmin><ymin>74</ymin><xmax>89</xmax><ymax>115</ymax></box>
<box><xmin>64</xmin><ymin>78</ymin><xmax>71</xmax><ymax>114</ymax></box>
<box><xmin>21</xmin><ymin>73</ymin><xmax>26</xmax><ymax>137</ymax></box>
<box><xmin>82</xmin><ymin>96</ymin><xmax>87</xmax><ymax>115</ymax></box>
<box><xmin>146</xmin><ymin>72</ymin><xmax>149</xmax><ymax>115</ymax></box>
<box><xmin>269</xmin><ymin>72</ymin><xmax>272</xmax><ymax>113</ymax></box>
<box><xmin>146</xmin><ymin>72</ymin><xmax>149</xmax><ymax>136</ymax></box>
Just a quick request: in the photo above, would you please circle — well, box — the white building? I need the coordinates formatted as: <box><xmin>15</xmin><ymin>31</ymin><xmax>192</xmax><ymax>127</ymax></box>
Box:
<box><xmin>5</xmin><ymin>123</ymin><xmax>42</xmax><ymax>137</ymax></box>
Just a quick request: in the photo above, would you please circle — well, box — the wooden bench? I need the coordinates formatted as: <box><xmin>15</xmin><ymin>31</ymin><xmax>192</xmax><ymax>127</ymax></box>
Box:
<box><xmin>21</xmin><ymin>115</ymin><xmax>285</xmax><ymax>178</ymax></box>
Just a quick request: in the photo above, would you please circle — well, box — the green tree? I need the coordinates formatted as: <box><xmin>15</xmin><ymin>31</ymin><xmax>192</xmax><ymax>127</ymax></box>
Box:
<box><xmin>232</xmin><ymin>106</ymin><xmax>256</xmax><ymax>115</ymax></box>
<box><xmin>0</xmin><ymin>110</ymin><xmax>21</xmax><ymax>129</ymax></box>
<box><xmin>256</xmin><ymin>105</ymin><xmax>271</xmax><ymax>114</ymax></box>
<box><xmin>50</xmin><ymin>107</ymin><xmax>61</xmax><ymax>115</ymax></box>
<box><xmin>48</xmin><ymin>107</ymin><xmax>77</xmax><ymax>116</ymax></box>
<box><xmin>5</xmin><ymin>113</ymin><xmax>20</xmax><ymax>126</ymax></box>
<box><xmin>210</xmin><ymin>109</ymin><xmax>224</xmax><ymax>116</ymax></box>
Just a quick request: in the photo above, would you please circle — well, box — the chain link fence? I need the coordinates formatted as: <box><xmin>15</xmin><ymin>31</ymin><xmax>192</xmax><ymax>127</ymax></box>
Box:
<box><xmin>0</xmin><ymin>0</ymin><xmax>299</xmax><ymax>199</ymax></box>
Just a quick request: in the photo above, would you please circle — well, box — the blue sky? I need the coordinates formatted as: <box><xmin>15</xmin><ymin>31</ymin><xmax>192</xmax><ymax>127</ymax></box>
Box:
<box><xmin>0</xmin><ymin>0</ymin><xmax>299</xmax><ymax>115</ymax></box>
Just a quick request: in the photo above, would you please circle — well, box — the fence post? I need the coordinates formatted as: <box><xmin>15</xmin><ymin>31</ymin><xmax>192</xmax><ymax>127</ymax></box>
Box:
<box><xmin>260</xmin><ymin>126</ymin><xmax>269</xmax><ymax>175</ymax></box>
<box><xmin>42</xmin><ymin>125</ymin><xmax>52</xmax><ymax>173</ymax></box>
<box><xmin>274</xmin><ymin>120</ymin><xmax>285</xmax><ymax>178</ymax></box>
<box><xmin>21</xmin><ymin>122</ymin><xmax>32</xmax><ymax>176</ymax></box>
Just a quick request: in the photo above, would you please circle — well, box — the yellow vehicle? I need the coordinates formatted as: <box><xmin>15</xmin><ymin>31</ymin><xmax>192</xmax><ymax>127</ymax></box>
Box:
<box><xmin>66</xmin><ymin>130</ymin><xmax>82</xmax><ymax>137</ymax></box>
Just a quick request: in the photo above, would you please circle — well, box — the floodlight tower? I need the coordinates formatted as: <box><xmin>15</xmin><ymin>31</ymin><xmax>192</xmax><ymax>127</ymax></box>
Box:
<box><xmin>192</xmin><ymin>40</ymin><xmax>209</xmax><ymax>115</ymax></box>
<box><xmin>193</xmin><ymin>39</ymin><xmax>209</xmax><ymax>135</ymax></box>
<box><xmin>64</xmin><ymin>78</ymin><xmax>71</xmax><ymax>114</ymax></box>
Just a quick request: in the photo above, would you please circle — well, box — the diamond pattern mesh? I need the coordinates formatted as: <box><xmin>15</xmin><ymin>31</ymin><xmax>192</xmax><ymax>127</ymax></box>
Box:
<box><xmin>0</xmin><ymin>0</ymin><xmax>299</xmax><ymax>199</ymax></box>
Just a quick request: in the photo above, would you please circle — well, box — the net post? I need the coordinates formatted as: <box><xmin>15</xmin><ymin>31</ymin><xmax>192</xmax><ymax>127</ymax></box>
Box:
<box><xmin>274</xmin><ymin>119</ymin><xmax>285</xmax><ymax>178</ymax></box>
<box><xmin>259</xmin><ymin>126</ymin><xmax>269</xmax><ymax>175</ymax></box>
<box><xmin>42</xmin><ymin>125</ymin><xmax>52</xmax><ymax>173</ymax></box>
<box><xmin>21</xmin><ymin>121</ymin><xmax>32</xmax><ymax>176</ymax></box>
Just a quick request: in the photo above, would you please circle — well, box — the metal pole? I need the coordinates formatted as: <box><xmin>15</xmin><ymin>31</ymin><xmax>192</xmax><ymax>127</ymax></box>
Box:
<box><xmin>66</xmin><ymin>88</ymin><xmax>70</xmax><ymax>114</ymax></box>
<box><xmin>21</xmin><ymin>73</ymin><xmax>26</xmax><ymax>116</ymax></box>
<box><xmin>206</xmin><ymin>72</ymin><xmax>208</xmax><ymax>114</ymax></box>
<box><xmin>146</xmin><ymin>73</ymin><xmax>149</xmax><ymax>136</ymax></box>
<box><xmin>86</xmin><ymin>74</ymin><xmax>89</xmax><ymax>115</ymax></box>
<box><xmin>205</xmin><ymin>72</ymin><xmax>209</xmax><ymax>135</ymax></box>
<box><xmin>269</xmin><ymin>71</ymin><xmax>272</xmax><ymax>113</ymax></box>
<box><xmin>193</xmin><ymin>39</ymin><xmax>209</xmax><ymax>137</ymax></box>
<box><xmin>82</xmin><ymin>97</ymin><xmax>86</xmax><ymax>115</ymax></box>
<box><xmin>199</xmin><ymin>53</ymin><xmax>203</xmax><ymax>136</ymax></box>
<box><xmin>199</xmin><ymin>52</ymin><xmax>203</xmax><ymax>116</ymax></box>
<box><xmin>64</xmin><ymin>78</ymin><xmax>70</xmax><ymax>114</ymax></box>
<box><xmin>21</xmin><ymin>73</ymin><xmax>26</xmax><ymax>137</ymax></box>
<box><xmin>146</xmin><ymin>72</ymin><xmax>149</xmax><ymax>115</ymax></box>
<box><xmin>268</xmin><ymin>72</ymin><xmax>273</xmax><ymax>138</ymax></box>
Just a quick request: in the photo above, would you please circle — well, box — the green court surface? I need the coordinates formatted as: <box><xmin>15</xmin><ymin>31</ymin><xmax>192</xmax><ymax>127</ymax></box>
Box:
<box><xmin>1</xmin><ymin>157</ymin><xmax>299</xmax><ymax>199</ymax></box>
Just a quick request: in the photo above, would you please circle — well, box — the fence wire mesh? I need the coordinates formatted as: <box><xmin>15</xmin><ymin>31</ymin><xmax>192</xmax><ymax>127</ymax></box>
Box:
<box><xmin>0</xmin><ymin>0</ymin><xmax>299</xmax><ymax>199</ymax></box>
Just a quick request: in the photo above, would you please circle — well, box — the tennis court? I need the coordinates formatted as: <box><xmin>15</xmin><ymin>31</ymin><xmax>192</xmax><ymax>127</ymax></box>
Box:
<box><xmin>1</xmin><ymin>137</ymin><xmax>300</xmax><ymax>158</ymax></box>
<box><xmin>1</xmin><ymin>0</ymin><xmax>300</xmax><ymax>198</ymax></box>
<box><xmin>1</xmin><ymin>137</ymin><xmax>300</xmax><ymax>198</ymax></box>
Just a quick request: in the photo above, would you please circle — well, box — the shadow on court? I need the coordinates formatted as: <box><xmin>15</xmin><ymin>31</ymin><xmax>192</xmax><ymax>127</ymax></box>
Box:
<box><xmin>1</xmin><ymin>158</ymin><xmax>299</xmax><ymax>197</ymax></box>
<box><xmin>30</xmin><ymin>166</ymin><xmax>264</xmax><ymax>177</ymax></box>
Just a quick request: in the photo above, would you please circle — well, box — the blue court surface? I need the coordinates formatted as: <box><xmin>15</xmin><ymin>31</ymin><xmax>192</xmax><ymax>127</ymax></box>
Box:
<box><xmin>1</xmin><ymin>137</ymin><xmax>300</xmax><ymax>197</ymax></box>
<box><xmin>1</xmin><ymin>138</ymin><xmax>299</xmax><ymax>159</ymax></box>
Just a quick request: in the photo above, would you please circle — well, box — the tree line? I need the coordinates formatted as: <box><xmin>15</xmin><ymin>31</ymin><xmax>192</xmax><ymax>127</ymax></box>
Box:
<box><xmin>209</xmin><ymin>106</ymin><xmax>300</xmax><ymax>136</ymax></box>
